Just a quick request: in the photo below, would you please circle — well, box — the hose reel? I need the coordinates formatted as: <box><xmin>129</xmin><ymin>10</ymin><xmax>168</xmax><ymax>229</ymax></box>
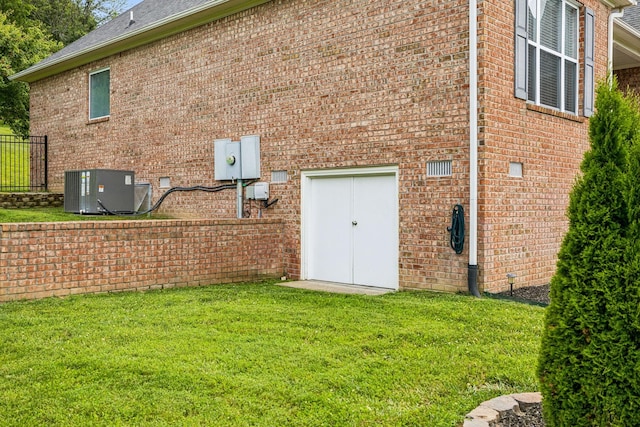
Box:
<box><xmin>447</xmin><ymin>204</ymin><xmax>465</xmax><ymax>254</ymax></box>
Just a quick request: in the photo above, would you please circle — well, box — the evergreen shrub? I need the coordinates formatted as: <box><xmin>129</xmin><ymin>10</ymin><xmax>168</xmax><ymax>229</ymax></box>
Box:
<box><xmin>538</xmin><ymin>78</ymin><xmax>640</xmax><ymax>426</ymax></box>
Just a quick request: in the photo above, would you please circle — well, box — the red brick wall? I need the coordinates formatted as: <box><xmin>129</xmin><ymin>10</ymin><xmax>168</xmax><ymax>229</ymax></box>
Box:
<box><xmin>0</xmin><ymin>219</ymin><xmax>283</xmax><ymax>302</ymax></box>
<box><xmin>27</xmin><ymin>0</ymin><xmax>610</xmax><ymax>292</ymax></box>
<box><xmin>477</xmin><ymin>0</ymin><xmax>610</xmax><ymax>292</ymax></box>
<box><xmin>615</xmin><ymin>67</ymin><xmax>640</xmax><ymax>94</ymax></box>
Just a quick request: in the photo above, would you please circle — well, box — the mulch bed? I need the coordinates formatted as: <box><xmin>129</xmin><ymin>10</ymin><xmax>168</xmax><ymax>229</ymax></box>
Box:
<box><xmin>497</xmin><ymin>403</ymin><xmax>545</xmax><ymax>427</ymax></box>
<box><xmin>491</xmin><ymin>284</ymin><xmax>550</xmax><ymax>306</ymax></box>
<box><xmin>486</xmin><ymin>284</ymin><xmax>549</xmax><ymax>426</ymax></box>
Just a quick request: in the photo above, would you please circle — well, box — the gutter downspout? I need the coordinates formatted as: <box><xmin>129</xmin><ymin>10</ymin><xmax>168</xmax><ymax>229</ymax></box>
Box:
<box><xmin>609</xmin><ymin>8</ymin><xmax>625</xmax><ymax>83</ymax></box>
<box><xmin>468</xmin><ymin>0</ymin><xmax>481</xmax><ymax>297</ymax></box>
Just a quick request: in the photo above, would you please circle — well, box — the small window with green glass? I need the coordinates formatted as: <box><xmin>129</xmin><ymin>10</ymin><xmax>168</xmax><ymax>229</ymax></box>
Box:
<box><xmin>89</xmin><ymin>68</ymin><xmax>110</xmax><ymax>120</ymax></box>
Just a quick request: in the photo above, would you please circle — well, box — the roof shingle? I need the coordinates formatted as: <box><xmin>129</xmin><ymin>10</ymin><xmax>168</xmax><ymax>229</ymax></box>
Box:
<box><xmin>39</xmin><ymin>0</ymin><xmax>211</xmax><ymax>67</ymax></box>
<box><xmin>10</xmin><ymin>0</ymin><xmax>241</xmax><ymax>82</ymax></box>
<box><xmin>621</xmin><ymin>4</ymin><xmax>640</xmax><ymax>32</ymax></box>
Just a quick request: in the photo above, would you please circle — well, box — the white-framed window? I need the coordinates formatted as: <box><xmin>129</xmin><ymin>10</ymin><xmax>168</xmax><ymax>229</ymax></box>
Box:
<box><xmin>527</xmin><ymin>0</ymin><xmax>579</xmax><ymax>113</ymax></box>
<box><xmin>89</xmin><ymin>68</ymin><xmax>110</xmax><ymax>120</ymax></box>
<box><xmin>515</xmin><ymin>0</ymin><xmax>594</xmax><ymax>117</ymax></box>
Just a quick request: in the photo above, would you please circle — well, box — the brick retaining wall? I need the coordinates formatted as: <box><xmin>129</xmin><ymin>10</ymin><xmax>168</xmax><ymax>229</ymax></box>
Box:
<box><xmin>0</xmin><ymin>193</ymin><xmax>64</xmax><ymax>209</ymax></box>
<box><xmin>0</xmin><ymin>219</ymin><xmax>284</xmax><ymax>302</ymax></box>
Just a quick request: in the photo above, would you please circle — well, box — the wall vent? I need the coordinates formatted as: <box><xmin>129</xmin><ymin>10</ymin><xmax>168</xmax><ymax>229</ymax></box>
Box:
<box><xmin>271</xmin><ymin>170</ymin><xmax>288</xmax><ymax>183</ymax></box>
<box><xmin>427</xmin><ymin>160</ymin><xmax>452</xmax><ymax>177</ymax></box>
<box><xmin>509</xmin><ymin>162</ymin><xmax>523</xmax><ymax>178</ymax></box>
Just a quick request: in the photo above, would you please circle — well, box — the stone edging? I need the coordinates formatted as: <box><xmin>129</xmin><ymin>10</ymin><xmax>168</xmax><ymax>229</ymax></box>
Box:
<box><xmin>463</xmin><ymin>392</ymin><xmax>542</xmax><ymax>427</ymax></box>
<box><xmin>0</xmin><ymin>193</ymin><xmax>63</xmax><ymax>209</ymax></box>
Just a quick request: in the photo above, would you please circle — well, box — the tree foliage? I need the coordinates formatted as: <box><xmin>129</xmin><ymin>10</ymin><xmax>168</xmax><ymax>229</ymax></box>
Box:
<box><xmin>79</xmin><ymin>0</ymin><xmax>127</xmax><ymax>27</ymax></box>
<box><xmin>29</xmin><ymin>0</ymin><xmax>97</xmax><ymax>45</ymax></box>
<box><xmin>27</xmin><ymin>1</ymin><xmax>127</xmax><ymax>45</ymax></box>
<box><xmin>538</xmin><ymin>78</ymin><xmax>640</xmax><ymax>426</ymax></box>
<box><xmin>0</xmin><ymin>11</ymin><xmax>61</xmax><ymax>135</ymax></box>
<box><xmin>0</xmin><ymin>0</ymin><xmax>126</xmax><ymax>135</ymax></box>
<box><xmin>0</xmin><ymin>1</ymin><xmax>33</xmax><ymax>26</ymax></box>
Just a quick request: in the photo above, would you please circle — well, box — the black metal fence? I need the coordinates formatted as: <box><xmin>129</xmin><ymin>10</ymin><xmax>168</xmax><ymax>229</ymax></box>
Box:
<box><xmin>0</xmin><ymin>134</ymin><xmax>48</xmax><ymax>192</ymax></box>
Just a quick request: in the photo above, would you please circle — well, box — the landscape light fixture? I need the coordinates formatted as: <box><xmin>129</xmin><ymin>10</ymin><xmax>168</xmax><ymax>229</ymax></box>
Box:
<box><xmin>507</xmin><ymin>273</ymin><xmax>516</xmax><ymax>296</ymax></box>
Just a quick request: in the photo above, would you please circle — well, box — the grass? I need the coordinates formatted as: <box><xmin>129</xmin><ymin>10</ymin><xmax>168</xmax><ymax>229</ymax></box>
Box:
<box><xmin>0</xmin><ymin>282</ymin><xmax>545</xmax><ymax>426</ymax></box>
<box><xmin>0</xmin><ymin>207</ymin><xmax>170</xmax><ymax>222</ymax></box>
<box><xmin>0</xmin><ymin>207</ymin><xmax>113</xmax><ymax>222</ymax></box>
<box><xmin>0</xmin><ymin>124</ymin><xmax>30</xmax><ymax>191</ymax></box>
<box><xmin>0</xmin><ymin>124</ymin><xmax>12</xmax><ymax>134</ymax></box>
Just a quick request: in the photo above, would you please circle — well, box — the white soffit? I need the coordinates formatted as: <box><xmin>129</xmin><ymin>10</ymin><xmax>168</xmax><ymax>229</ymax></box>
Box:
<box><xmin>614</xmin><ymin>18</ymin><xmax>640</xmax><ymax>69</ymax></box>
<box><xmin>601</xmin><ymin>0</ymin><xmax>636</xmax><ymax>9</ymax></box>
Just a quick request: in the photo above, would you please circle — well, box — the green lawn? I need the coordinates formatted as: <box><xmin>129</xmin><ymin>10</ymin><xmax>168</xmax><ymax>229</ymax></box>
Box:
<box><xmin>0</xmin><ymin>207</ymin><xmax>170</xmax><ymax>222</ymax></box>
<box><xmin>0</xmin><ymin>124</ymin><xmax>30</xmax><ymax>191</ymax></box>
<box><xmin>0</xmin><ymin>207</ymin><xmax>107</xmax><ymax>222</ymax></box>
<box><xmin>0</xmin><ymin>283</ymin><xmax>545</xmax><ymax>426</ymax></box>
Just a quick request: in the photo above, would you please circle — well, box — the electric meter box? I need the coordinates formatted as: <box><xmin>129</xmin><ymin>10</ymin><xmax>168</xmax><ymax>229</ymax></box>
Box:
<box><xmin>64</xmin><ymin>169</ymin><xmax>135</xmax><ymax>214</ymax></box>
<box><xmin>214</xmin><ymin>138</ymin><xmax>241</xmax><ymax>180</ymax></box>
<box><xmin>239</xmin><ymin>135</ymin><xmax>260</xmax><ymax>179</ymax></box>
<box><xmin>214</xmin><ymin>136</ymin><xmax>260</xmax><ymax>180</ymax></box>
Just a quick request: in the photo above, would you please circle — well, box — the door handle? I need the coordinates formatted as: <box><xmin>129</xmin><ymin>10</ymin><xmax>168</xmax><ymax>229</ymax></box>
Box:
<box><xmin>352</xmin><ymin>220</ymin><xmax>358</xmax><ymax>226</ymax></box>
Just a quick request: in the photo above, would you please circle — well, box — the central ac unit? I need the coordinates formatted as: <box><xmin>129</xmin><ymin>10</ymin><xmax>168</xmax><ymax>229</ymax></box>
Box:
<box><xmin>64</xmin><ymin>169</ymin><xmax>135</xmax><ymax>214</ymax></box>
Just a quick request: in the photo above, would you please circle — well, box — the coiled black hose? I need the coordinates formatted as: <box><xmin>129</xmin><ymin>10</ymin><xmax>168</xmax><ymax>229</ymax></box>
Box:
<box><xmin>448</xmin><ymin>204</ymin><xmax>465</xmax><ymax>254</ymax></box>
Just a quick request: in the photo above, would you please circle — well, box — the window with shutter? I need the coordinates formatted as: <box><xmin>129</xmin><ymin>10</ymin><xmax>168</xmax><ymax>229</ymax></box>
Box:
<box><xmin>514</xmin><ymin>0</ymin><xmax>589</xmax><ymax>116</ymax></box>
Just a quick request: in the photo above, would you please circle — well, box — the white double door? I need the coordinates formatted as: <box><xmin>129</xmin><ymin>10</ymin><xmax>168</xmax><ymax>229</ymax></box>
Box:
<box><xmin>305</xmin><ymin>172</ymin><xmax>398</xmax><ymax>289</ymax></box>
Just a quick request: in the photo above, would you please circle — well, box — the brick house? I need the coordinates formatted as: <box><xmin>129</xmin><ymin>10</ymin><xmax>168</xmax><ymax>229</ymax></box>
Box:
<box><xmin>614</xmin><ymin>5</ymin><xmax>640</xmax><ymax>91</ymax></box>
<box><xmin>10</xmin><ymin>0</ymin><xmax>639</xmax><ymax>293</ymax></box>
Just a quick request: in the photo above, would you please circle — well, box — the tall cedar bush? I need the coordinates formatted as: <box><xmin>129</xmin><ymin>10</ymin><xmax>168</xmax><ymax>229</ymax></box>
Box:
<box><xmin>538</xmin><ymin>79</ymin><xmax>640</xmax><ymax>426</ymax></box>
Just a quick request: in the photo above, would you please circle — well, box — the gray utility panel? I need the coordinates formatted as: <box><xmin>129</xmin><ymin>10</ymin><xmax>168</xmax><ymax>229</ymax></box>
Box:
<box><xmin>214</xmin><ymin>135</ymin><xmax>261</xmax><ymax>180</ymax></box>
<box><xmin>64</xmin><ymin>169</ymin><xmax>135</xmax><ymax>214</ymax></box>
